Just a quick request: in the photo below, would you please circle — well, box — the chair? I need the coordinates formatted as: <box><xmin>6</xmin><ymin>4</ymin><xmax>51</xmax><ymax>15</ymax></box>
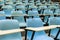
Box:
<box><xmin>22</xmin><ymin>0</ymin><xmax>28</xmax><ymax>5</ymax></box>
<box><xmin>54</xmin><ymin>8</ymin><xmax>60</xmax><ymax>15</ymax></box>
<box><xmin>48</xmin><ymin>17</ymin><xmax>60</xmax><ymax>40</ymax></box>
<box><xmin>2</xmin><ymin>5</ymin><xmax>14</xmax><ymax>15</ymax></box>
<box><xmin>28</xmin><ymin>10</ymin><xmax>39</xmax><ymax>18</ymax></box>
<box><xmin>29</xmin><ymin>0</ymin><xmax>34</xmax><ymax>3</ymax></box>
<box><xmin>36</xmin><ymin>0</ymin><xmax>41</xmax><ymax>6</ymax></box>
<box><xmin>0</xmin><ymin>11</ymin><xmax>5</xmax><ymax>20</ymax></box>
<box><xmin>0</xmin><ymin>19</ymin><xmax>22</xmax><ymax>40</ymax></box>
<box><xmin>43</xmin><ymin>8</ymin><xmax>54</xmax><ymax>23</ymax></box>
<box><xmin>39</xmin><ymin>5</ymin><xmax>47</xmax><ymax>14</ymax></box>
<box><xmin>46</xmin><ymin>0</ymin><xmax>51</xmax><ymax>3</ymax></box>
<box><xmin>5</xmin><ymin>0</ymin><xmax>13</xmax><ymax>5</ymax></box>
<box><xmin>48</xmin><ymin>4</ymin><xmax>59</xmax><ymax>13</ymax></box>
<box><xmin>26</xmin><ymin>18</ymin><xmax>54</xmax><ymax>40</ymax></box>
<box><xmin>0</xmin><ymin>0</ymin><xmax>4</xmax><ymax>5</ymax></box>
<box><xmin>16</xmin><ymin>2</ymin><xmax>26</xmax><ymax>14</ymax></box>
<box><xmin>11</xmin><ymin>10</ymin><xmax>27</xmax><ymax>27</ymax></box>
<box><xmin>10</xmin><ymin>0</ymin><xmax>16</xmax><ymax>3</ymax></box>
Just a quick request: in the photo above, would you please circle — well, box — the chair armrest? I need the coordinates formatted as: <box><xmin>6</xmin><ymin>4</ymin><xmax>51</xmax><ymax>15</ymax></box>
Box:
<box><xmin>0</xmin><ymin>29</ymin><xmax>25</xmax><ymax>35</ymax></box>
<box><xmin>25</xmin><ymin>25</ymin><xmax>57</xmax><ymax>32</ymax></box>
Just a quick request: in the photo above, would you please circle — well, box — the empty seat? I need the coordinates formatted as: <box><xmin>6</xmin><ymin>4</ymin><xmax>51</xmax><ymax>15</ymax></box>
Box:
<box><xmin>43</xmin><ymin>8</ymin><xmax>53</xmax><ymax>23</ymax></box>
<box><xmin>48</xmin><ymin>17</ymin><xmax>60</xmax><ymax>39</ymax></box>
<box><xmin>54</xmin><ymin>8</ymin><xmax>60</xmax><ymax>15</ymax></box>
<box><xmin>0</xmin><ymin>19</ymin><xmax>22</xmax><ymax>40</ymax></box>
<box><xmin>2</xmin><ymin>5</ymin><xmax>14</xmax><ymax>15</ymax></box>
<box><xmin>0</xmin><ymin>0</ymin><xmax>4</xmax><ymax>5</ymax></box>
<box><xmin>39</xmin><ymin>5</ymin><xmax>47</xmax><ymax>14</ymax></box>
<box><xmin>16</xmin><ymin>2</ymin><xmax>26</xmax><ymax>14</ymax></box>
<box><xmin>26</xmin><ymin>18</ymin><xmax>54</xmax><ymax>40</ymax></box>
<box><xmin>11</xmin><ymin>10</ymin><xmax>27</xmax><ymax>27</ymax></box>
<box><xmin>22</xmin><ymin>0</ymin><xmax>28</xmax><ymax>5</ymax></box>
<box><xmin>36</xmin><ymin>0</ymin><xmax>41</xmax><ymax>6</ymax></box>
<box><xmin>28</xmin><ymin>9</ymin><xmax>39</xmax><ymax>18</ymax></box>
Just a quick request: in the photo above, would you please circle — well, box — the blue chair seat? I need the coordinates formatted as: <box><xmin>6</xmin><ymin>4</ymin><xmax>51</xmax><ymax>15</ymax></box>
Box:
<box><xmin>34</xmin><ymin>35</ymin><xmax>54</xmax><ymax>40</ymax></box>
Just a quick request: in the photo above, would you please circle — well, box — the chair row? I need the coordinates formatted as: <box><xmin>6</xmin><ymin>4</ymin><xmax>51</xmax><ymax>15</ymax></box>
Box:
<box><xmin>0</xmin><ymin>0</ymin><xmax>52</xmax><ymax>4</ymax></box>
<box><xmin>0</xmin><ymin>10</ymin><xmax>60</xmax><ymax>24</ymax></box>
<box><xmin>0</xmin><ymin>7</ymin><xmax>60</xmax><ymax>15</ymax></box>
<box><xmin>0</xmin><ymin>1</ymin><xmax>60</xmax><ymax>11</ymax></box>
<box><xmin>0</xmin><ymin>17</ymin><xmax>60</xmax><ymax>40</ymax></box>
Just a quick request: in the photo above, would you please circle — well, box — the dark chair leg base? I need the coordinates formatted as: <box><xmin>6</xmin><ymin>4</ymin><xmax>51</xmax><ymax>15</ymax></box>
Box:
<box><xmin>54</xmin><ymin>38</ymin><xmax>60</xmax><ymax>40</ymax></box>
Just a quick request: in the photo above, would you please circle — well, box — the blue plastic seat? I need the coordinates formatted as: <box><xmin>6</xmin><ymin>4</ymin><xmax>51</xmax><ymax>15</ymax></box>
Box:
<box><xmin>0</xmin><ymin>0</ymin><xmax>4</xmax><ymax>5</ymax></box>
<box><xmin>29</xmin><ymin>0</ymin><xmax>34</xmax><ymax>3</ymax></box>
<box><xmin>16</xmin><ymin>3</ymin><xmax>26</xmax><ymax>14</ymax></box>
<box><xmin>36</xmin><ymin>0</ymin><xmax>41</xmax><ymax>6</ymax></box>
<box><xmin>43</xmin><ymin>8</ymin><xmax>54</xmax><ymax>23</ymax></box>
<box><xmin>5</xmin><ymin>0</ymin><xmax>13</xmax><ymax>5</ymax></box>
<box><xmin>49</xmin><ymin>4</ymin><xmax>59</xmax><ymax>13</ymax></box>
<box><xmin>11</xmin><ymin>10</ymin><xmax>27</xmax><ymax>27</ymax></box>
<box><xmin>28</xmin><ymin>6</ymin><xmax>39</xmax><ymax>18</ymax></box>
<box><xmin>47</xmin><ymin>0</ymin><xmax>51</xmax><ymax>3</ymax></box>
<box><xmin>0</xmin><ymin>11</ymin><xmax>5</xmax><ymax>20</ymax></box>
<box><xmin>48</xmin><ymin>17</ymin><xmax>60</xmax><ymax>39</ymax></box>
<box><xmin>28</xmin><ymin>10</ymin><xmax>39</xmax><ymax>18</ymax></box>
<box><xmin>2</xmin><ymin>5</ymin><xmax>14</xmax><ymax>15</ymax></box>
<box><xmin>39</xmin><ymin>5</ymin><xmax>47</xmax><ymax>14</ymax></box>
<box><xmin>0</xmin><ymin>19</ymin><xmax>22</xmax><ymax>40</ymax></box>
<box><xmin>26</xmin><ymin>18</ymin><xmax>54</xmax><ymax>40</ymax></box>
<box><xmin>54</xmin><ymin>9</ymin><xmax>60</xmax><ymax>15</ymax></box>
<box><xmin>10</xmin><ymin>0</ymin><xmax>16</xmax><ymax>3</ymax></box>
<box><xmin>22</xmin><ymin>0</ymin><xmax>28</xmax><ymax>5</ymax></box>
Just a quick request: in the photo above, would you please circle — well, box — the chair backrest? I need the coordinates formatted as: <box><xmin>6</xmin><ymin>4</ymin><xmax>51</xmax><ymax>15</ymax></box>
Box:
<box><xmin>2</xmin><ymin>5</ymin><xmax>14</xmax><ymax>15</ymax></box>
<box><xmin>11</xmin><ymin>11</ymin><xmax>25</xmax><ymax>22</ymax></box>
<box><xmin>28</xmin><ymin>10</ymin><xmax>39</xmax><ymax>18</ymax></box>
<box><xmin>43</xmin><ymin>8</ymin><xmax>54</xmax><ymax>22</ymax></box>
<box><xmin>48</xmin><ymin>17</ymin><xmax>60</xmax><ymax>39</ymax></box>
<box><xmin>48</xmin><ymin>17</ymin><xmax>60</xmax><ymax>25</ymax></box>
<box><xmin>0</xmin><ymin>19</ymin><xmax>22</xmax><ymax>40</ymax></box>
<box><xmin>26</xmin><ymin>18</ymin><xmax>46</xmax><ymax>40</ymax></box>
<box><xmin>44</xmin><ymin>8</ymin><xmax>53</xmax><ymax>15</ymax></box>
<box><xmin>0</xmin><ymin>11</ymin><xmax>5</xmax><ymax>20</ymax></box>
<box><xmin>0</xmin><ymin>0</ymin><xmax>4</xmax><ymax>5</ymax></box>
<box><xmin>54</xmin><ymin>9</ymin><xmax>60</xmax><ymax>14</ymax></box>
<box><xmin>16</xmin><ymin>4</ymin><xmax>26</xmax><ymax>14</ymax></box>
<box><xmin>26</xmin><ymin>18</ymin><xmax>43</xmax><ymax>27</ymax></box>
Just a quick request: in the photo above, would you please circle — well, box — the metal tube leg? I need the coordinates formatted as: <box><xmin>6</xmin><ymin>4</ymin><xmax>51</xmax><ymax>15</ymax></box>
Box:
<box><xmin>25</xmin><ymin>30</ymin><xmax>27</xmax><ymax>40</ymax></box>
<box><xmin>31</xmin><ymin>31</ymin><xmax>35</xmax><ymax>40</ymax></box>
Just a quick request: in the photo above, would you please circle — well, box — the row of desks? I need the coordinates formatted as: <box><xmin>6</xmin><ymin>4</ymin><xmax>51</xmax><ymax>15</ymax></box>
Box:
<box><xmin>0</xmin><ymin>25</ymin><xmax>60</xmax><ymax>40</ymax></box>
<box><xmin>0</xmin><ymin>25</ymin><xmax>59</xmax><ymax>35</ymax></box>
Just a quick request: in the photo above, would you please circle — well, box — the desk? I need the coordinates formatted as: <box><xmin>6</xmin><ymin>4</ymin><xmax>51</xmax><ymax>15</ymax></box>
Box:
<box><xmin>0</xmin><ymin>29</ymin><xmax>24</xmax><ymax>35</ymax></box>
<box><xmin>25</xmin><ymin>25</ymin><xmax>57</xmax><ymax>40</ymax></box>
<box><xmin>25</xmin><ymin>25</ymin><xmax>57</xmax><ymax>31</ymax></box>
